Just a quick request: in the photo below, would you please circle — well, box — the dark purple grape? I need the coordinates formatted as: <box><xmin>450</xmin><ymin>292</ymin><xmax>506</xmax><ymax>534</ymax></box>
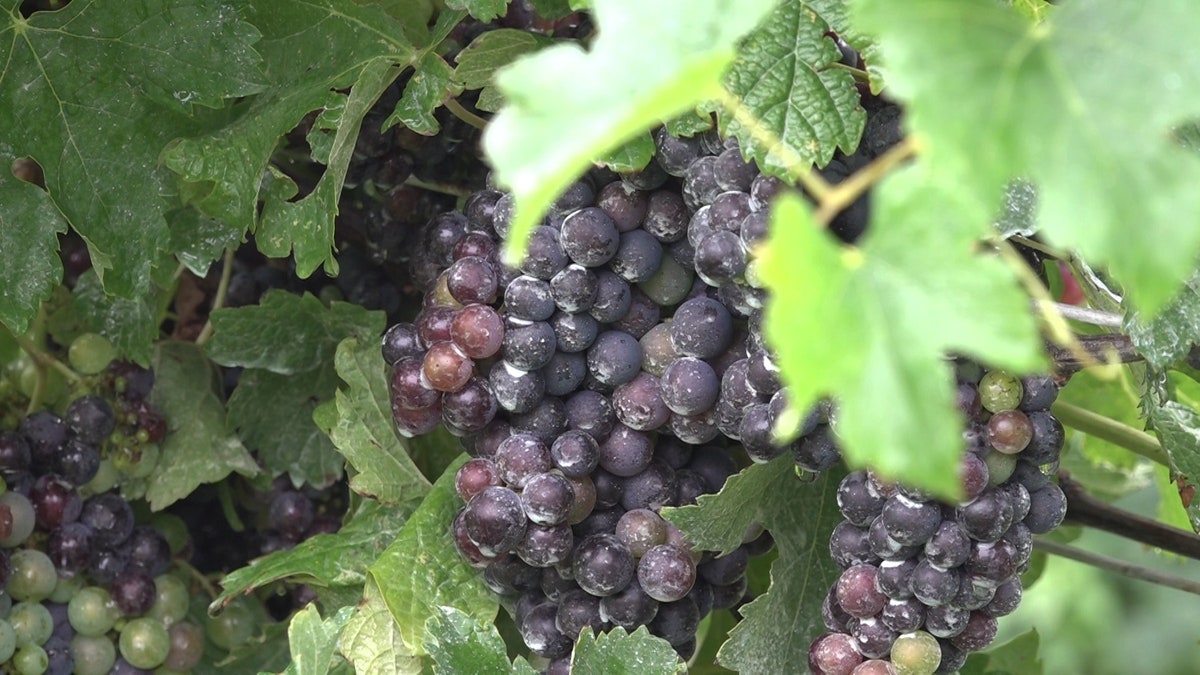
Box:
<box><xmin>648</xmin><ymin>596</ymin><xmax>700</xmax><ymax>647</ymax></box>
<box><xmin>695</xmin><ymin>230</ymin><xmax>747</xmax><ymax>285</ymax></box>
<box><xmin>591</xmin><ymin>469</ymin><xmax>624</xmax><ymax>511</ymax></box>
<box><xmin>1023</xmin><ymin>411</ymin><xmax>1064</xmax><ymax>465</ymax></box>
<box><xmin>89</xmin><ymin>545</ymin><xmax>129</xmax><ymax>584</ymax></box>
<box><xmin>393</xmin><ymin>401</ymin><xmax>442</xmax><ymax>437</ymax></box>
<box><xmin>540</xmin><ymin>351</ymin><xmax>586</xmax><ymax>397</ymax></box>
<box><xmin>555</xmin><ymin>589</ymin><xmax>606</xmax><ymax>639</ymax></box>
<box><xmin>957</xmin><ymin>487</ymin><xmax>1015</xmax><ymax>543</ymax></box>
<box><xmin>596</xmin><ymin>181</ymin><xmax>649</xmax><ymax>232</ymax></box>
<box><xmin>574</xmin><ymin>533</ymin><xmax>636</xmax><ymax>597</ymax></box>
<box><xmin>1024</xmin><ymin>483</ymin><xmax>1066</xmax><ymax>534</ymax></box>
<box><xmin>837</xmin><ymin>472</ymin><xmax>886</xmax><ymax>527</ymax></box>
<box><xmin>489</xmin><ymin>362</ymin><xmax>545</xmax><ymax>414</ymax></box>
<box><xmin>653</xmin><ymin>437</ymin><xmax>693</xmax><ymax>470</ymax></box>
<box><xmin>522</xmin><ymin>473</ymin><xmax>575</xmax><ymax>526</ymax></box>
<box><xmin>643</xmin><ymin>190</ymin><xmax>689</xmax><ymax>243</ymax></box>
<box><xmin>79</xmin><ymin>493</ymin><xmax>133</xmax><ymax>549</ymax></box>
<box><xmin>659</xmin><ymin>357</ymin><xmax>719</xmax><ymax>417</ymax></box>
<box><xmin>504</xmin><ymin>276</ymin><xmax>556</xmax><ymax>322</ymax></box>
<box><xmin>612</xmin><ymin>288</ymin><xmax>662</xmax><ymax>339</ymax></box>
<box><xmin>964</xmin><ymin>539</ymin><xmax>1018</xmax><ymax>582</ymax></box>
<box><xmin>455</xmin><ymin>458</ymin><xmax>501</xmax><ymax>502</ymax></box>
<box><xmin>47</xmin><ymin>522</ymin><xmax>92</xmax><ymax>576</ymax></box>
<box><xmin>697</xmin><ymin>547</ymin><xmax>748</xmax><ymax>587</ymax></box>
<box><xmin>849</xmin><ymin>617</ymin><xmax>896</xmax><ymax>659</ymax></box>
<box><xmin>422</xmin><ymin>341</ymin><xmax>474</xmax><ymax>393</ymax></box>
<box><xmin>654</xmin><ymin>129</ymin><xmax>703</xmax><ymax>177</ymax></box>
<box><xmin>112</xmin><ymin>567</ymin><xmax>157</xmax><ymax>616</ymax></box>
<box><xmin>983</xmin><ymin>578</ymin><xmax>1022</xmax><ymax>617</ymax></box>
<box><xmin>910</xmin><ymin>558</ymin><xmax>961</xmax><ymax>607</ymax></box>
<box><xmin>495</xmin><ymin>435</ymin><xmax>552</xmax><ymax>488</ymax></box>
<box><xmin>125</xmin><ymin>526</ymin><xmax>171</xmax><ymax>576</ymax></box>
<box><xmin>0</xmin><ymin>431</ymin><xmax>31</xmax><ymax>477</ymax></box>
<box><xmin>682</xmin><ymin>156</ymin><xmax>721</xmax><ymax>210</ymax></box>
<box><xmin>708</xmin><ymin>191</ymin><xmax>753</xmax><ymax>233</ymax></box>
<box><xmin>598</xmin><ymin>424</ymin><xmax>655</xmax><ymax>477</ymax></box>
<box><xmin>925</xmin><ymin>520</ymin><xmax>971</xmax><ymax>569</ymax></box>
<box><xmin>519</xmin><ymin>602</ymin><xmax>573</xmax><ymax>659</ymax></box>
<box><xmin>56</xmin><ymin>439</ymin><xmax>100</xmax><ymax>487</ymax></box>
<box><xmin>550</xmin><ymin>264</ymin><xmax>598</xmax><ymax>313</ymax></box>
<box><xmin>874</xmin><ymin>557</ymin><xmax>917</xmax><ymax>600</ymax></box>
<box><xmin>520</xmin><ymin>226</ymin><xmax>570</xmax><ymax>279</ymax></box>
<box><xmin>483</xmin><ymin>557</ymin><xmax>541</xmax><ymax>596</ymax></box>
<box><xmin>30</xmin><ymin>475</ymin><xmax>82</xmax><ymax>531</ymax></box>
<box><xmin>668</xmin><ymin>409</ymin><xmax>719</xmax><ymax>445</ymax></box>
<box><xmin>669</xmin><ymin>297</ymin><xmax>732</xmax><ymax>359</ymax></box>
<box><xmin>510</xmin><ymin>396</ymin><xmax>568</xmax><ymax>444</ymax></box>
<box><xmin>64</xmin><ymin>396</ymin><xmax>116</xmax><ymax>445</ymax></box>
<box><xmin>954</xmin><ymin>574</ymin><xmax>997</xmax><ymax>611</ymax></box>
<box><xmin>589</xmin><ymin>269</ymin><xmax>632</xmax><ymax>324</ymax></box>
<box><xmin>564</xmin><ymin>390</ymin><xmax>615</xmax><ymax>440</ymax></box>
<box><xmin>599</xmin><ymin>577</ymin><xmax>659</xmax><ymax>630</ymax></box>
<box><xmin>749</xmin><ymin>173</ymin><xmax>784</xmax><ymax>211</ymax></box>
<box><xmin>549</xmin><ymin>310</ymin><xmax>599</xmax><ymax>353</ymax></box>
<box><xmin>822</xmin><ymin>586</ymin><xmax>852</xmax><ymax>633</ymax></box>
<box><xmin>451</xmin><ymin>304</ymin><xmax>505</xmax><ymax>359</ymax></box>
<box><xmin>638</xmin><ymin>545</ymin><xmax>696</xmax><ymax>602</ymax></box>
<box><xmin>674</xmin><ymin>470</ymin><xmax>708</xmax><ymax>506</ymax></box>
<box><xmin>925</xmin><ymin>604</ymin><xmax>970</xmax><ymax>639</ymax></box>
<box><xmin>561</xmin><ymin>207</ymin><xmax>620</xmax><ymax>267</ymax></box>
<box><xmin>502</xmin><ymin>320</ymin><xmax>557</xmax><ymax>371</ymax></box>
<box><xmin>549</xmin><ymin>431</ymin><xmax>599</xmax><ymax>478</ymax></box>
<box><xmin>1019</xmin><ymin>374</ymin><xmax>1059</xmax><ymax>411</ymax></box>
<box><xmin>416</xmin><ymin>306</ymin><xmax>457</xmax><ymax>347</ymax></box>
<box><xmin>950</xmin><ymin>611</ymin><xmax>998</xmax><ymax>651</ymax></box>
<box><xmin>685</xmin><ymin>446</ymin><xmax>737</xmax><ymax>493</ymax></box>
<box><xmin>709</xmin><ymin>576</ymin><xmax>747</xmax><ymax>612</ymax></box>
<box><xmin>959</xmin><ymin>452</ymin><xmax>990</xmax><ymax>502</ymax></box>
<box><xmin>452</xmin><ymin>510</ymin><xmax>491</xmax><ymax>567</ymax></box>
<box><xmin>442</xmin><ymin>376</ymin><xmax>498</xmax><ymax>432</ymax></box>
<box><xmin>739</xmin><ymin>402</ymin><xmax>784</xmax><ymax>463</ymax></box>
<box><xmin>881</xmin><ymin>597</ymin><xmax>925</xmax><ymax>633</ymax></box>
<box><xmin>829</xmin><ymin>521</ymin><xmax>876</xmax><ymax>569</ymax></box>
<box><xmin>268</xmin><ymin>492</ymin><xmax>315</xmax><ymax>539</ymax></box>
<box><xmin>808</xmin><ymin>632</ymin><xmax>863</xmax><ymax>675</ymax></box>
<box><xmin>937</xmin><ymin>639</ymin><xmax>968</xmax><ymax>673</ymax></box>
<box><xmin>835</xmin><ymin>564</ymin><xmax>886</xmax><ymax>619</ymax></box>
<box><xmin>610</xmin><ymin>230</ymin><xmax>663</xmax><ymax>283</ymax></box>
<box><xmin>613</xmin><ymin>372</ymin><xmax>671</xmax><ymax>432</ymax></box>
<box><xmin>447</xmin><ymin>256</ymin><xmax>499</xmax><ymax>305</ymax></box>
<box><xmin>391</xmin><ymin>356</ymin><xmax>440</xmax><ymax>410</ymax></box>
<box><xmin>615</xmin><ymin>509</ymin><xmax>667</xmax><ymax>557</ymax></box>
<box><xmin>619</xmin><ymin>460</ymin><xmax>677</xmax><ymax>511</ymax></box>
<box><xmin>587</xmin><ymin>331</ymin><xmax>642</xmax><ymax>387</ymax></box>
<box><xmin>713</xmin><ymin>148</ymin><xmax>758</xmax><ymax>192</ymax></box>
<box><xmin>879</xmin><ymin>495</ymin><xmax>942</xmax><ymax>547</ymax></box>
<box><xmin>463</xmin><ymin>487</ymin><xmax>527</xmax><ymax>556</ymax></box>
<box><xmin>19</xmin><ymin>411</ymin><xmax>67</xmax><ymax>471</ymax></box>
<box><xmin>738</xmin><ymin>209</ymin><xmax>770</xmax><ymax>247</ymax></box>
<box><xmin>745</xmin><ymin>348</ymin><xmax>782</xmax><ymax>398</ymax></box>
<box><xmin>453</xmin><ymin>231</ymin><xmax>497</xmax><ymax>261</ymax></box>
<box><xmin>573</xmin><ymin>505</ymin><xmax>625</xmax><ymax>539</ymax></box>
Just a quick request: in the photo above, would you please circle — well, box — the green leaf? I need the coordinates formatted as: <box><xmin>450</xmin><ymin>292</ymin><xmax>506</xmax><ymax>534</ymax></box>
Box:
<box><xmin>483</xmin><ymin>0</ymin><xmax>778</xmax><ymax>264</ymax></box>
<box><xmin>215</xmin><ymin>499</ymin><xmax>416</xmax><ymax>606</ymax></box>
<box><xmin>0</xmin><ymin>0</ymin><xmax>264</xmax><ymax>300</ymax></box>
<box><xmin>208</xmin><ymin>291</ymin><xmax>385</xmax><ymax>374</ymax></box>
<box><xmin>1058</xmin><ymin>367</ymin><xmax>1146</xmax><ymax>471</ymax></box>
<box><xmin>1126</xmin><ymin>271</ymin><xmax>1200</xmax><ymax>369</ymax></box>
<box><xmin>529</xmin><ymin>0</ymin><xmax>575</xmax><ymax>20</ymax></box>
<box><xmin>445</xmin><ymin>0</ymin><xmax>507</xmax><ymax>22</ymax></box>
<box><xmin>600</xmin><ymin>132</ymin><xmax>655</xmax><ymax>172</ymax></box>
<box><xmin>147</xmin><ymin>342</ymin><xmax>259</xmax><ymax>510</ymax></box>
<box><xmin>854</xmin><ymin>0</ymin><xmax>1200</xmax><ymax>317</ymax></box>
<box><xmin>207</xmin><ymin>622</ymin><xmax>292</xmax><ymax>675</ymax></box>
<box><xmin>453</xmin><ymin>29</ymin><xmax>556</xmax><ymax>112</ymax></box>
<box><xmin>0</xmin><ymin>176</ymin><xmax>66</xmax><ymax>335</ymax></box>
<box><xmin>662</xmin><ymin>457</ymin><xmax>844</xmax><ymax>673</ymax></box>
<box><xmin>166</xmin><ymin>208</ymin><xmax>244</xmax><ymax>278</ymax></box>
<box><xmin>282</xmin><ymin>605</ymin><xmax>354</xmax><ymax>675</ymax></box>
<box><xmin>369</xmin><ymin>455</ymin><xmax>498</xmax><ymax>656</ymax></box>
<box><xmin>329</xmin><ymin>337</ymin><xmax>433</xmax><ymax>504</ymax></box>
<box><xmin>425</xmin><ymin>606</ymin><xmax>538</xmax><ymax>675</ymax></box>
<box><xmin>760</xmin><ymin>177</ymin><xmax>1043</xmax><ymax>498</ymax></box>
<box><xmin>71</xmin><ymin>270</ymin><xmax>159</xmax><ymax>367</ymax></box>
<box><xmin>339</xmin><ymin>577</ymin><xmax>421</xmax><ymax>675</ymax></box>
<box><xmin>961</xmin><ymin>629</ymin><xmax>1043</xmax><ymax>675</ymax></box>
<box><xmin>571</xmin><ymin>627</ymin><xmax>685</xmax><ymax>674</ymax></box>
<box><xmin>226</xmin><ymin>366</ymin><xmax>345</xmax><ymax>488</ymax></box>
<box><xmin>719</xmin><ymin>0</ymin><xmax>865</xmax><ymax>173</ymax></box>
<box><xmin>162</xmin><ymin>0</ymin><xmax>418</xmax><ymax>277</ymax></box>
<box><xmin>665</xmin><ymin>110</ymin><xmax>714</xmax><ymax>137</ymax></box>
<box><xmin>1148</xmin><ymin>399</ymin><xmax>1200</xmax><ymax>488</ymax></box>
<box><xmin>386</xmin><ymin>53</ymin><xmax>462</xmax><ymax>135</ymax></box>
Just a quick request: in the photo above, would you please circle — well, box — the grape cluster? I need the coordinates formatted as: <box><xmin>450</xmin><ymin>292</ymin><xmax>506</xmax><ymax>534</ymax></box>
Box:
<box><xmin>809</xmin><ymin>367</ymin><xmax>1068</xmax><ymax>674</ymax></box>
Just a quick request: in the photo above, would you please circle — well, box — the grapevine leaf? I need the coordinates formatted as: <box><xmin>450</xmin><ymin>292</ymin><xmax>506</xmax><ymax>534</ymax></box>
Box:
<box><xmin>386</xmin><ymin>53</ymin><xmax>461</xmax><ymax>135</ymax></box>
<box><xmin>1147</xmin><ymin>400</ymin><xmax>1200</xmax><ymax>491</ymax></box>
<box><xmin>369</xmin><ymin>455</ymin><xmax>498</xmax><ymax>656</ymax></box>
<box><xmin>207</xmin><ymin>291</ymin><xmax>385</xmax><ymax>375</ymax></box>
<box><xmin>855</xmin><ymin>0</ymin><xmax>1200</xmax><ymax>317</ymax></box>
<box><xmin>599</xmin><ymin>132</ymin><xmax>654</xmax><ymax>172</ymax></box>
<box><xmin>166</xmin><ymin>209</ymin><xmax>244</xmax><ymax>278</ymax></box>
<box><xmin>1125</xmin><ymin>271</ymin><xmax>1200</xmax><ymax>369</ymax></box>
<box><xmin>444</xmin><ymin>0</ymin><xmax>507</xmax><ymax>22</ymax></box>
<box><xmin>453</xmin><ymin>29</ymin><xmax>556</xmax><ymax>112</ymax></box>
<box><xmin>1057</xmin><ymin>368</ymin><xmax>1146</xmax><ymax>471</ymax></box>
<box><xmin>961</xmin><ymin>629</ymin><xmax>1043</xmax><ymax>675</ymax></box>
<box><xmin>227</xmin><ymin>367</ymin><xmax>344</xmax><ymax>487</ymax></box>
<box><xmin>147</xmin><ymin>341</ymin><xmax>259</xmax><ymax>511</ymax></box>
<box><xmin>329</xmin><ymin>337</ymin><xmax>433</xmax><ymax>504</ymax></box>
<box><xmin>214</xmin><ymin>499</ymin><xmax>416</xmax><ymax>606</ymax></box>
<box><xmin>425</xmin><ymin>606</ymin><xmax>538</xmax><ymax>675</ymax></box>
<box><xmin>72</xmin><ymin>270</ymin><xmax>159</xmax><ymax>367</ymax></box>
<box><xmin>663</xmin><ymin>457</ymin><xmax>844</xmax><ymax>673</ymax></box>
<box><xmin>0</xmin><ymin>176</ymin><xmax>66</xmax><ymax>334</ymax></box>
<box><xmin>282</xmin><ymin>605</ymin><xmax>354</xmax><ymax>675</ymax></box>
<box><xmin>719</xmin><ymin>0</ymin><xmax>865</xmax><ymax>174</ymax></box>
<box><xmin>665</xmin><ymin>110</ymin><xmax>714</xmax><ymax>137</ymax></box>
<box><xmin>483</xmin><ymin>0</ymin><xmax>779</xmax><ymax>264</ymax></box>
<box><xmin>339</xmin><ymin>577</ymin><xmax>422</xmax><ymax>675</ymax></box>
<box><xmin>528</xmin><ymin>0</ymin><xmax>575</xmax><ymax>20</ymax></box>
<box><xmin>207</xmin><ymin>622</ymin><xmax>292</xmax><ymax>675</ymax></box>
<box><xmin>760</xmin><ymin>175</ymin><xmax>1044</xmax><ymax>498</ymax></box>
<box><xmin>0</xmin><ymin>0</ymin><xmax>264</xmax><ymax>300</ymax></box>
<box><xmin>162</xmin><ymin>0</ymin><xmax>417</xmax><ymax>277</ymax></box>
<box><xmin>570</xmin><ymin>627</ymin><xmax>685</xmax><ymax>675</ymax></box>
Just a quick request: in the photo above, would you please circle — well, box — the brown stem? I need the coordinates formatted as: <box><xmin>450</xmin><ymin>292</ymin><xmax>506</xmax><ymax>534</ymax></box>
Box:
<box><xmin>1045</xmin><ymin>333</ymin><xmax>1144</xmax><ymax>374</ymax></box>
<box><xmin>1059</xmin><ymin>473</ymin><xmax>1200</xmax><ymax>561</ymax></box>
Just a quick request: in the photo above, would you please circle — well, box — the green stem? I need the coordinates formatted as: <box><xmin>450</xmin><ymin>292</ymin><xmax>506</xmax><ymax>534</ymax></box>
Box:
<box><xmin>828</xmin><ymin>61</ymin><xmax>870</xmax><ymax>83</ymax></box>
<box><xmin>813</xmin><ymin>136</ymin><xmax>918</xmax><ymax>225</ymax></box>
<box><xmin>403</xmin><ymin>176</ymin><xmax>475</xmax><ymax>198</ymax></box>
<box><xmin>174</xmin><ymin>557</ymin><xmax>221</xmax><ymax>600</ymax></box>
<box><xmin>13</xmin><ymin>334</ymin><xmax>82</xmax><ymax>385</ymax></box>
<box><xmin>1034</xmin><ymin>538</ymin><xmax>1200</xmax><ymax>597</ymax></box>
<box><xmin>444</xmin><ymin>97</ymin><xmax>489</xmax><ymax>131</ymax></box>
<box><xmin>1051</xmin><ymin>399</ymin><xmax>1169</xmax><ymax>467</ymax></box>
<box><xmin>195</xmin><ymin>248</ymin><xmax>234</xmax><ymax>347</ymax></box>
<box><xmin>217</xmin><ymin>479</ymin><xmax>246</xmax><ymax>533</ymax></box>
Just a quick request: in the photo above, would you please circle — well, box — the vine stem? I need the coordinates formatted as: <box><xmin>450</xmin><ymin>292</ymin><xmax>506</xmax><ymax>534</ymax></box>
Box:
<box><xmin>404</xmin><ymin>176</ymin><xmax>475</xmax><ymax>198</ymax></box>
<box><xmin>13</xmin><ymin>334</ymin><xmax>83</xmax><ymax>385</ymax></box>
<box><xmin>1050</xmin><ymin>303</ymin><xmax>1123</xmax><ymax>328</ymax></box>
<box><xmin>175</xmin><ymin>557</ymin><xmax>221</xmax><ymax>600</ymax></box>
<box><xmin>1059</xmin><ymin>473</ymin><xmax>1200</xmax><ymax>560</ymax></box>
<box><xmin>713</xmin><ymin>87</ymin><xmax>832</xmax><ymax>200</ymax></box>
<box><xmin>828</xmin><ymin>61</ymin><xmax>870</xmax><ymax>83</ymax></box>
<box><xmin>444</xmin><ymin>98</ymin><xmax>489</xmax><ymax>131</ymax></box>
<box><xmin>196</xmin><ymin>248</ymin><xmax>235</xmax><ymax>347</ymax></box>
<box><xmin>1033</xmin><ymin>538</ymin><xmax>1200</xmax><ymax>597</ymax></box>
<box><xmin>1044</xmin><ymin>333</ymin><xmax>1144</xmax><ymax>373</ymax></box>
<box><xmin>813</xmin><ymin>136</ymin><xmax>918</xmax><ymax>225</ymax></box>
<box><xmin>1050</xmin><ymin>399</ymin><xmax>1169</xmax><ymax>467</ymax></box>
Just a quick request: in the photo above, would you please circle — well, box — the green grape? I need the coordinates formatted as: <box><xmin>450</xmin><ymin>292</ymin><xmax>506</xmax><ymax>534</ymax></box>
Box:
<box><xmin>68</xmin><ymin>333</ymin><xmax>117</xmax><ymax>375</ymax></box>
<box><xmin>79</xmin><ymin>458</ymin><xmax>120</xmax><ymax>498</ymax></box>
<box><xmin>164</xmin><ymin>622</ymin><xmax>205</xmax><ymax>671</ymax></box>
<box><xmin>112</xmin><ymin>442</ymin><xmax>160</xmax><ymax>479</ymax></box>
<box><xmin>984</xmin><ymin>450</ymin><xmax>1017</xmax><ymax>486</ymax></box>
<box><xmin>978</xmin><ymin>370</ymin><xmax>1023</xmax><ymax>413</ymax></box>
<box><xmin>147</xmin><ymin>575</ymin><xmax>189</xmax><ymax>625</ymax></box>
<box><xmin>0</xmin><ymin>618</ymin><xmax>16</xmax><ymax>662</ymax></box>
<box><xmin>891</xmin><ymin>630</ymin><xmax>941</xmax><ymax>675</ymax></box>
<box><xmin>70</xmin><ymin>634</ymin><xmax>116</xmax><ymax>675</ymax></box>
<box><xmin>205</xmin><ymin>599</ymin><xmax>256</xmax><ymax>651</ymax></box>
<box><xmin>119</xmin><ymin>617</ymin><xmax>170</xmax><ymax>670</ymax></box>
<box><xmin>12</xmin><ymin>642</ymin><xmax>48</xmax><ymax>675</ymax></box>
<box><xmin>0</xmin><ymin>591</ymin><xmax>13</xmax><ymax>617</ymax></box>
<box><xmin>9</xmin><ymin>602</ymin><xmax>52</xmax><ymax>647</ymax></box>
<box><xmin>7</xmin><ymin>550</ymin><xmax>57</xmax><ymax>602</ymax></box>
<box><xmin>68</xmin><ymin>587</ymin><xmax>117</xmax><ymax>637</ymax></box>
<box><xmin>0</xmin><ymin>491</ymin><xmax>36</xmax><ymax>547</ymax></box>
<box><xmin>49</xmin><ymin>575</ymin><xmax>84</xmax><ymax>604</ymax></box>
<box><xmin>148</xmin><ymin>514</ymin><xmax>189</xmax><ymax>555</ymax></box>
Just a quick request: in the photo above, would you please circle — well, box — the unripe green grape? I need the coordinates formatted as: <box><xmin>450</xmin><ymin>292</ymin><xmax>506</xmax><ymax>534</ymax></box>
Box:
<box><xmin>119</xmin><ymin>617</ymin><xmax>170</xmax><ymax>670</ymax></box>
<box><xmin>164</xmin><ymin>621</ymin><xmax>205</xmax><ymax>670</ymax></box>
<box><xmin>205</xmin><ymin>599</ymin><xmax>256</xmax><ymax>650</ymax></box>
<box><xmin>79</xmin><ymin>458</ymin><xmax>120</xmax><ymax>497</ymax></box>
<box><xmin>0</xmin><ymin>491</ymin><xmax>36</xmax><ymax>547</ymax></box>
<box><xmin>0</xmin><ymin>618</ymin><xmax>16</xmax><ymax>662</ymax></box>
<box><xmin>984</xmin><ymin>450</ymin><xmax>1017</xmax><ymax>486</ymax></box>
<box><xmin>890</xmin><ymin>630</ymin><xmax>941</xmax><ymax>675</ymax></box>
<box><xmin>148</xmin><ymin>514</ymin><xmax>189</xmax><ymax>555</ymax></box>
<box><xmin>112</xmin><ymin>442</ymin><xmax>160</xmax><ymax>479</ymax></box>
<box><xmin>7</xmin><ymin>550</ymin><xmax>58</xmax><ymax>602</ymax></box>
<box><xmin>978</xmin><ymin>370</ymin><xmax>1023</xmax><ymax>413</ymax></box>
<box><xmin>70</xmin><ymin>634</ymin><xmax>116</xmax><ymax>675</ymax></box>
<box><xmin>68</xmin><ymin>333</ymin><xmax>117</xmax><ymax>375</ymax></box>
<box><xmin>0</xmin><ymin>591</ymin><xmax>13</xmax><ymax>617</ymax></box>
<box><xmin>9</xmin><ymin>601</ymin><xmax>52</xmax><ymax>647</ymax></box>
<box><xmin>148</xmin><ymin>575</ymin><xmax>189</xmax><ymax>625</ymax></box>
<box><xmin>69</xmin><ymin>587</ymin><xmax>117</xmax><ymax>637</ymax></box>
<box><xmin>12</xmin><ymin>642</ymin><xmax>48</xmax><ymax>675</ymax></box>
<box><xmin>49</xmin><ymin>574</ymin><xmax>84</xmax><ymax>604</ymax></box>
